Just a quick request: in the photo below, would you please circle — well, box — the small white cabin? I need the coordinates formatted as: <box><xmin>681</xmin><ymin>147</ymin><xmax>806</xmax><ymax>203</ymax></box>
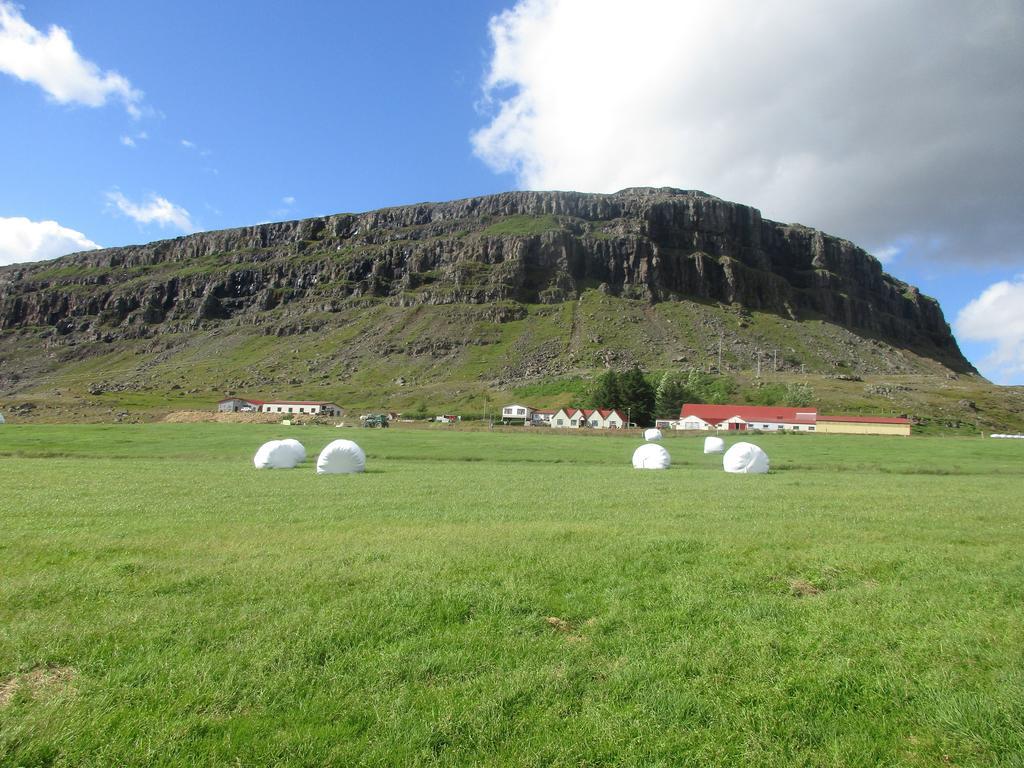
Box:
<box><xmin>501</xmin><ymin>404</ymin><xmax>534</xmax><ymax>424</ymax></box>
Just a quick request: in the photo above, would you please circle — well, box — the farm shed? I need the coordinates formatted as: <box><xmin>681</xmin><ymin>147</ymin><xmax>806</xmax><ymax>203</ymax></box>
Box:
<box><xmin>218</xmin><ymin>397</ymin><xmax>262</xmax><ymax>412</ymax></box>
<box><xmin>816</xmin><ymin>415</ymin><xmax>911</xmax><ymax>436</ymax></box>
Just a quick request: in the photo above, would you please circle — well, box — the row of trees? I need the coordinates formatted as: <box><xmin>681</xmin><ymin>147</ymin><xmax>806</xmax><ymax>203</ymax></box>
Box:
<box><xmin>590</xmin><ymin>367</ymin><xmax>655</xmax><ymax>427</ymax></box>
<box><xmin>590</xmin><ymin>367</ymin><xmax>815</xmax><ymax>426</ymax></box>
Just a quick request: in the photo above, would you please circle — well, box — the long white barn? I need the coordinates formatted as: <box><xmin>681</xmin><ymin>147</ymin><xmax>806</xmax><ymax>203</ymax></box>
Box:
<box><xmin>218</xmin><ymin>398</ymin><xmax>342</xmax><ymax>417</ymax></box>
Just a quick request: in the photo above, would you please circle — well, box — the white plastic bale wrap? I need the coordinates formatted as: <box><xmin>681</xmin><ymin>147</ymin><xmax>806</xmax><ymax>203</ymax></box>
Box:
<box><xmin>0</xmin><ymin>413</ymin><xmax>5</xmax><ymax>424</ymax></box>
<box><xmin>279</xmin><ymin>438</ymin><xmax>306</xmax><ymax>463</ymax></box>
<box><xmin>644</xmin><ymin>428</ymin><xmax>663</xmax><ymax>442</ymax></box>
<box><xmin>316</xmin><ymin>439</ymin><xmax>366</xmax><ymax>474</ymax></box>
<box><xmin>632</xmin><ymin>443</ymin><xmax>671</xmax><ymax>470</ymax></box>
<box><xmin>703</xmin><ymin>436</ymin><xmax>725</xmax><ymax>454</ymax></box>
<box><xmin>253</xmin><ymin>440</ymin><xmax>300</xmax><ymax>469</ymax></box>
<box><xmin>722</xmin><ymin>442</ymin><xmax>769</xmax><ymax>474</ymax></box>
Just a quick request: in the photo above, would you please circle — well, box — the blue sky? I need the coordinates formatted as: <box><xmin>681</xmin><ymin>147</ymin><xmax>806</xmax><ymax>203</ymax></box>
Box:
<box><xmin>1</xmin><ymin>1</ymin><xmax>1022</xmax><ymax>383</ymax></box>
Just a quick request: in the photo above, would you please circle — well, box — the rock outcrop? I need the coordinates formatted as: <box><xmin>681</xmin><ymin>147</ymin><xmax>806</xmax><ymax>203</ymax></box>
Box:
<box><xmin>0</xmin><ymin>188</ymin><xmax>973</xmax><ymax>372</ymax></box>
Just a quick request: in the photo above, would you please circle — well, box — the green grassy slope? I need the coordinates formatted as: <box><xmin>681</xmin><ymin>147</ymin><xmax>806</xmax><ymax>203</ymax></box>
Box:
<box><xmin>2</xmin><ymin>290</ymin><xmax>1020</xmax><ymax>431</ymax></box>
<box><xmin>1</xmin><ymin>425</ymin><xmax>1023</xmax><ymax>766</ymax></box>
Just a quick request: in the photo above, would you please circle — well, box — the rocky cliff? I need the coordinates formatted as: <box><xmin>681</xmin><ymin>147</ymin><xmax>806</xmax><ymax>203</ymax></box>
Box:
<box><xmin>0</xmin><ymin>188</ymin><xmax>971</xmax><ymax>374</ymax></box>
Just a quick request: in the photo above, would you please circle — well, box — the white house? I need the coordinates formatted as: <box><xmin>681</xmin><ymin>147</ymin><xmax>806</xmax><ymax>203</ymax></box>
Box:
<box><xmin>550</xmin><ymin>407</ymin><xmax>626</xmax><ymax>429</ymax></box>
<box><xmin>581</xmin><ymin>408</ymin><xmax>626</xmax><ymax>429</ymax></box>
<box><xmin>260</xmin><ymin>400</ymin><xmax>343</xmax><ymax>417</ymax></box>
<box><xmin>501</xmin><ymin>404</ymin><xmax>535</xmax><ymax>424</ymax></box>
<box><xmin>550</xmin><ymin>407</ymin><xmax>585</xmax><ymax>428</ymax></box>
<box><xmin>675</xmin><ymin>414</ymin><xmax>712</xmax><ymax>431</ymax></box>
<box><xmin>600</xmin><ymin>409</ymin><xmax>627</xmax><ymax>429</ymax></box>
<box><xmin>531</xmin><ymin>408</ymin><xmax>557</xmax><ymax>425</ymax></box>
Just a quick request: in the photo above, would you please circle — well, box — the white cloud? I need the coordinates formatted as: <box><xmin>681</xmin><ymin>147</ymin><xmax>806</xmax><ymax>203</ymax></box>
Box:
<box><xmin>0</xmin><ymin>216</ymin><xmax>100</xmax><ymax>265</ymax></box>
<box><xmin>872</xmin><ymin>246</ymin><xmax>900</xmax><ymax>265</ymax></box>
<box><xmin>282</xmin><ymin>196</ymin><xmax>295</xmax><ymax>205</ymax></box>
<box><xmin>181</xmin><ymin>139</ymin><xmax>195</xmax><ymax>149</ymax></box>
<box><xmin>473</xmin><ymin>0</ymin><xmax>1024</xmax><ymax>265</ymax></box>
<box><xmin>955</xmin><ymin>277</ymin><xmax>1024</xmax><ymax>384</ymax></box>
<box><xmin>0</xmin><ymin>1</ymin><xmax>142</xmax><ymax>117</ymax></box>
<box><xmin>120</xmin><ymin>130</ymin><xmax>147</xmax><ymax>147</ymax></box>
<box><xmin>105</xmin><ymin>191</ymin><xmax>193</xmax><ymax>232</ymax></box>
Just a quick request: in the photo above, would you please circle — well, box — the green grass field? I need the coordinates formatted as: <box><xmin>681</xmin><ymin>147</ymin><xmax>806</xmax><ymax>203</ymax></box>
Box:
<box><xmin>2</xmin><ymin>425</ymin><xmax>1023</xmax><ymax>766</ymax></box>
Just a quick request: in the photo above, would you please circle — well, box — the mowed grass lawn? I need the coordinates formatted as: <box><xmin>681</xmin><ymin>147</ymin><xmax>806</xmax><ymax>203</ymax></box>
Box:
<box><xmin>1</xmin><ymin>425</ymin><xmax>1023</xmax><ymax>767</ymax></box>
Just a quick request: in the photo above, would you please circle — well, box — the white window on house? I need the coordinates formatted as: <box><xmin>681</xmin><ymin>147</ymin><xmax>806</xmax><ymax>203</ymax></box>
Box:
<box><xmin>591</xmin><ymin>420</ymin><xmax>599</xmax><ymax>426</ymax></box>
<box><xmin>808</xmin><ymin>426</ymin><xmax>815</xmax><ymax>431</ymax></box>
<box><xmin>516</xmin><ymin>408</ymin><xmax>525</xmax><ymax>415</ymax></box>
<box><xmin>571</xmin><ymin>419</ymin><xmax>578</xmax><ymax>426</ymax></box>
<box><xmin>556</xmin><ymin>418</ymin><xmax>564</xmax><ymax>425</ymax></box>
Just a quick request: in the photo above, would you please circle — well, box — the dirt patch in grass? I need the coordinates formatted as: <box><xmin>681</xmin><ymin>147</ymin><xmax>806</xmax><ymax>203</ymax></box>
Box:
<box><xmin>545</xmin><ymin>616</ymin><xmax>572</xmax><ymax>632</ymax></box>
<box><xmin>162</xmin><ymin>410</ymin><xmax>291</xmax><ymax>424</ymax></box>
<box><xmin>0</xmin><ymin>666</ymin><xmax>76</xmax><ymax>708</ymax></box>
<box><xmin>789</xmin><ymin>579</ymin><xmax>822</xmax><ymax>598</ymax></box>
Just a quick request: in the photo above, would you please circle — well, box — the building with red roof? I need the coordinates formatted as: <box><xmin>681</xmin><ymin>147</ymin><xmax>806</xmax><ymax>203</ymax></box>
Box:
<box><xmin>549</xmin><ymin>407</ymin><xmax>626</xmax><ymax>429</ymax></box>
<box><xmin>217</xmin><ymin>397</ymin><xmax>342</xmax><ymax>417</ymax></box>
<box><xmin>671</xmin><ymin>403</ymin><xmax>910</xmax><ymax>435</ymax></box>
<box><xmin>678</xmin><ymin>404</ymin><xmax>818</xmax><ymax>432</ymax></box>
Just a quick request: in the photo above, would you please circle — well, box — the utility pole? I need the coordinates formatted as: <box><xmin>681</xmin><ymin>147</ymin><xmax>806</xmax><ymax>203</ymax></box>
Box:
<box><xmin>756</xmin><ymin>348</ymin><xmax>761</xmax><ymax>378</ymax></box>
<box><xmin>717</xmin><ymin>332</ymin><xmax>723</xmax><ymax>374</ymax></box>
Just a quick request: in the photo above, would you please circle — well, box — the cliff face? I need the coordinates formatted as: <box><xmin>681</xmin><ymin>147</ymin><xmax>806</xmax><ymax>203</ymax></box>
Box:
<box><xmin>0</xmin><ymin>188</ymin><xmax>972</xmax><ymax>372</ymax></box>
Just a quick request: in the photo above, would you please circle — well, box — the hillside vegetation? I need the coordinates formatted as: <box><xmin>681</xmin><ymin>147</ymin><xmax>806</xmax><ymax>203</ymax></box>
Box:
<box><xmin>0</xmin><ymin>188</ymin><xmax>1019</xmax><ymax>430</ymax></box>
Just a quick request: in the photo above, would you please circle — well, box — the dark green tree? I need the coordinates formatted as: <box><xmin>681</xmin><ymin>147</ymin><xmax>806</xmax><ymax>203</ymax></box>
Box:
<box><xmin>619</xmin><ymin>365</ymin><xmax>656</xmax><ymax>426</ymax></box>
<box><xmin>590</xmin><ymin>369</ymin><xmax>622</xmax><ymax>409</ymax></box>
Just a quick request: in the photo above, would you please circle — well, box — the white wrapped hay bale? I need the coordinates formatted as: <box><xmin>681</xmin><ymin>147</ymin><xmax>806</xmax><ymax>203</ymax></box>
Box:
<box><xmin>644</xmin><ymin>428</ymin><xmax>663</xmax><ymax>442</ymax></box>
<box><xmin>632</xmin><ymin>443</ymin><xmax>671</xmax><ymax>470</ymax></box>
<box><xmin>704</xmin><ymin>436</ymin><xmax>725</xmax><ymax>454</ymax></box>
<box><xmin>279</xmin><ymin>438</ymin><xmax>306</xmax><ymax>463</ymax></box>
<box><xmin>722</xmin><ymin>442</ymin><xmax>769</xmax><ymax>474</ymax></box>
<box><xmin>316</xmin><ymin>439</ymin><xmax>366</xmax><ymax>474</ymax></box>
<box><xmin>253</xmin><ymin>440</ymin><xmax>300</xmax><ymax>469</ymax></box>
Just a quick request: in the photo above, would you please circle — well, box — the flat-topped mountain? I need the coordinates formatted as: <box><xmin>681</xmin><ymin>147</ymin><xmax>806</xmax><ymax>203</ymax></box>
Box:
<box><xmin>1</xmin><ymin>188</ymin><xmax>1015</xmax><ymax>429</ymax></box>
<box><xmin>0</xmin><ymin>188</ymin><xmax>969</xmax><ymax>369</ymax></box>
